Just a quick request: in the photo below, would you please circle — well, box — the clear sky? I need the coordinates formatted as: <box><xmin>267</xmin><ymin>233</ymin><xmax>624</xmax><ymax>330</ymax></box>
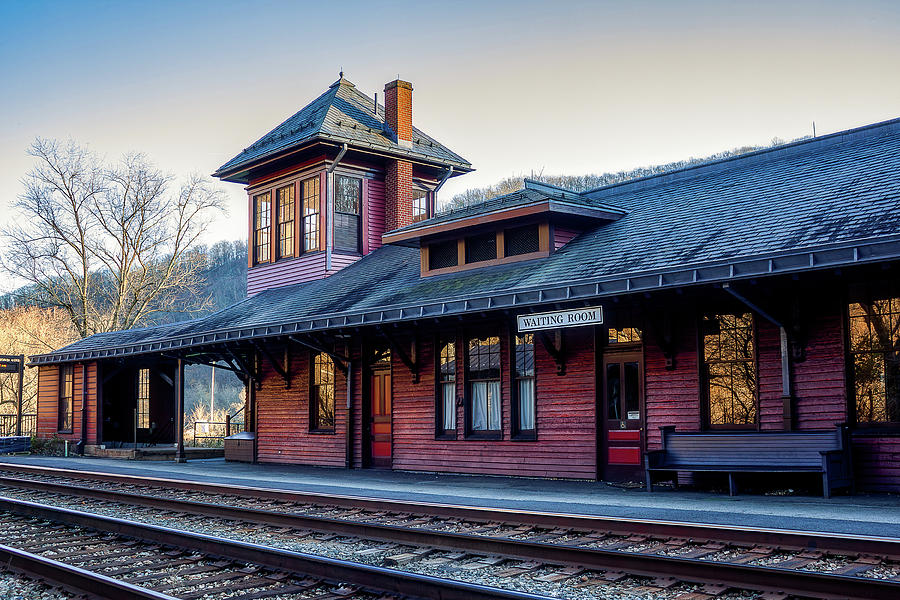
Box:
<box><xmin>2</xmin><ymin>0</ymin><xmax>899</xmax><ymax>288</ymax></box>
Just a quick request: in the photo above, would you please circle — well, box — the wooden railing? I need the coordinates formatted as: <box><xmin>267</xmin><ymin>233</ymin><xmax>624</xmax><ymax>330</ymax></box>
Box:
<box><xmin>191</xmin><ymin>407</ymin><xmax>245</xmax><ymax>447</ymax></box>
<box><xmin>0</xmin><ymin>414</ymin><xmax>36</xmax><ymax>437</ymax></box>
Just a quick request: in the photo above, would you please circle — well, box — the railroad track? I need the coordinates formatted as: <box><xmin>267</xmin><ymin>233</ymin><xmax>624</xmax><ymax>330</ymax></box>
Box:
<box><xmin>0</xmin><ymin>495</ymin><xmax>550</xmax><ymax>600</ymax></box>
<box><xmin>0</xmin><ymin>463</ymin><xmax>897</xmax><ymax>600</ymax></box>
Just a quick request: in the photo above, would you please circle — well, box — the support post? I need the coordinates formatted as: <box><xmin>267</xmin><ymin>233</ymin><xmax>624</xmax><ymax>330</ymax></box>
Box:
<box><xmin>345</xmin><ymin>359</ymin><xmax>353</xmax><ymax>469</ymax></box>
<box><xmin>15</xmin><ymin>355</ymin><xmax>24</xmax><ymax>437</ymax></box>
<box><xmin>79</xmin><ymin>363</ymin><xmax>88</xmax><ymax>454</ymax></box>
<box><xmin>175</xmin><ymin>359</ymin><xmax>186</xmax><ymax>463</ymax></box>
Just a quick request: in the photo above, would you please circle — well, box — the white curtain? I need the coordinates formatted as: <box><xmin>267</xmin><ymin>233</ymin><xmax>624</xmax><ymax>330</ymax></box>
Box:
<box><xmin>488</xmin><ymin>381</ymin><xmax>501</xmax><ymax>430</ymax></box>
<box><xmin>472</xmin><ymin>382</ymin><xmax>488</xmax><ymax>430</ymax></box>
<box><xmin>442</xmin><ymin>382</ymin><xmax>455</xmax><ymax>430</ymax></box>
<box><xmin>518</xmin><ymin>379</ymin><xmax>535</xmax><ymax>430</ymax></box>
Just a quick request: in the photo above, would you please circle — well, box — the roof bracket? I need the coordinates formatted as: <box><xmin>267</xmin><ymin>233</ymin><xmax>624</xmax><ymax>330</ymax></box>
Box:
<box><xmin>288</xmin><ymin>335</ymin><xmax>348</xmax><ymax>373</ymax></box>
<box><xmin>538</xmin><ymin>330</ymin><xmax>566</xmax><ymax>376</ymax></box>
<box><xmin>225</xmin><ymin>346</ymin><xmax>260</xmax><ymax>390</ymax></box>
<box><xmin>377</xmin><ymin>326</ymin><xmax>418</xmax><ymax>383</ymax></box>
<box><xmin>252</xmin><ymin>341</ymin><xmax>291</xmax><ymax>388</ymax></box>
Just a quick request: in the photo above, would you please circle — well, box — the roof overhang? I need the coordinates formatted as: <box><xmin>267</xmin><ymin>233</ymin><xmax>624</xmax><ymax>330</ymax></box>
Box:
<box><xmin>214</xmin><ymin>134</ymin><xmax>473</xmax><ymax>185</ymax></box>
<box><xmin>383</xmin><ymin>199</ymin><xmax>627</xmax><ymax>246</ymax></box>
<box><xmin>30</xmin><ymin>235</ymin><xmax>900</xmax><ymax>366</ymax></box>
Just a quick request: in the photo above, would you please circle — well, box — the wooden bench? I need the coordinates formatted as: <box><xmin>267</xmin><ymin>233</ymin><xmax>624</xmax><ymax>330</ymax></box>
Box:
<box><xmin>644</xmin><ymin>425</ymin><xmax>853</xmax><ymax>498</ymax></box>
<box><xmin>0</xmin><ymin>436</ymin><xmax>30</xmax><ymax>454</ymax></box>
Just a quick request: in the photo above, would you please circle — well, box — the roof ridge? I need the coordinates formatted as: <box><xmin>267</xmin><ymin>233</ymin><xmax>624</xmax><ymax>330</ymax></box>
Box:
<box><xmin>583</xmin><ymin>116</ymin><xmax>900</xmax><ymax>200</ymax></box>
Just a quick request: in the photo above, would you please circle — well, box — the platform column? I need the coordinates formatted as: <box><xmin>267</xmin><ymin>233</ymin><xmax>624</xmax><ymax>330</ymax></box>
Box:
<box><xmin>175</xmin><ymin>359</ymin><xmax>186</xmax><ymax>463</ymax></box>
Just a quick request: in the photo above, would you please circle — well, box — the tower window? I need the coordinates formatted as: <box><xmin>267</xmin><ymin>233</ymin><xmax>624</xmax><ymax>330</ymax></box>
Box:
<box><xmin>335</xmin><ymin>175</ymin><xmax>361</xmax><ymax>253</ymax></box>
<box><xmin>253</xmin><ymin>192</ymin><xmax>271</xmax><ymax>264</ymax></box>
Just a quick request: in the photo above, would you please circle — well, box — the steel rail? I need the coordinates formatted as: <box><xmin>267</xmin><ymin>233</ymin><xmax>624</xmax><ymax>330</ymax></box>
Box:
<box><xmin>0</xmin><ymin>495</ymin><xmax>552</xmax><ymax>600</ymax></box>
<box><xmin>0</xmin><ymin>543</ymin><xmax>179</xmax><ymax>600</ymax></box>
<box><xmin>0</xmin><ymin>474</ymin><xmax>898</xmax><ymax>600</ymax></box>
<box><xmin>0</xmin><ymin>461</ymin><xmax>897</xmax><ymax>558</ymax></box>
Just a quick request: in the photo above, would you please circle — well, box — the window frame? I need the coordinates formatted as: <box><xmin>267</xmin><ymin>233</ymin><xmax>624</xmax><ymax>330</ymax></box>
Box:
<box><xmin>846</xmin><ymin>295</ymin><xmax>900</xmax><ymax>429</ymax></box>
<box><xmin>137</xmin><ymin>368</ymin><xmax>150</xmax><ymax>430</ymax></box>
<box><xmin>253</xmin><ymin>191</ymin><xmax>272</xmax><ymax>265</ymax></box>
<box><xmin>57</xmin><ymin>364</ymin><xmax>74</xmax><ymax>433</ymax></box>
<box><xmin>334</xmin><ymin>174</ymin><xmax>362</xmax><ymax>254</ymax></box>
<box><xmin>464</xmin><ymin>331</ymin><xmax>503</xmax><ymax>439</ymax></box>
<box><xmin>276</xmin><ymin>183</ymin><xmax>296</xmax><ymax>260</ymax></box>
<box><xmin>511</xmin><ymin>331</ymin><xmax>537</xmax><ymax>440</ymax></box>
<box><xmin>435</xmin><ymin>334</ymin><xmax>458</xmax><ymax>439</ymax></box>
<box><xmin>301</xmin><ymin>175</ymin><xmax>321</xmax><ymax>253</ymax></box>
<box><xmin>699</xmin><ymin>311</ymin><xmax>760</xmax><ymax>430</ymax></box>
<box><xmin>411</xmin><ymin>187</ymin><xmax>431</xmax><ymax>223</ymax></box>
<box><xmin>310</xmin><ymin>352</ymin><xmax>336</xmax><ymax>433</ymax></box>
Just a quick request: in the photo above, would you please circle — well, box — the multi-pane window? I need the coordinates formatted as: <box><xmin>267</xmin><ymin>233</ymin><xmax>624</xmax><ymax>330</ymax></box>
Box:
<box><xmin>137</xmin><ymin>368</ymin><xmax>150</xmax><ymax>429</ymax></box>
<box><xmin>437</xmin><ymin>338</ymin><xmax>456</xmax><ymax>433</ymax></box>
<box><xmin>276</xmin><ymin>184</ymin><xmax>295</xmax><ymax>259</ymax></box>
<box><xmin>311</xmin><ymin>353</ymin><xmax>335</xmax><ymax>431</ymax></box>
<box><xmin>302</xmin><ymin>177</ymin><xmax>320</xmax><ymax>252</ymax></box>
<box><xmin>608</xmin><ymin>327</ymin><xmax>643</xmax><ymax>344</ymax></box>
<box><xmin>58</xmin><ymin>364</ymin><xmax>73</xmax><ymax>432</ymax></box>
<box><xmin>253</xmin><ymin>192</ymin><xmax>271</xmax><ymax>264</ymax></box>
<box><xmin>701</xmin><ymin>313</ymin><xmax>757</xmax><ymax>427</ymax></box>
<box><xmin>849</xmin><ymin>298</ymin><xmax>900</xmax><ymax>424</ymax></box>
<box><xmin>468</xmin><ymin>335</ymin><xmax>501</xmax><ymax>432</ymax></box>
<box><xmin>514</xmin><ymin>334</ymin><xmax>536</xmax><ymax>434</ymax></box>
<box><xmin>412</xmin><ymin>189</ymin><xmax>429</xmax><ymax>222</ymax></box>
<box><xmin>334</xmin><ymin>175</ymin><xmax>361</xmax><ymax>252</ymax></box>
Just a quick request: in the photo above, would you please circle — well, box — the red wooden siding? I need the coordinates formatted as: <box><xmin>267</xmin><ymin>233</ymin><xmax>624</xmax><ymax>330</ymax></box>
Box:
<box><xmin>644</xmin><ymin>327</ymin><xmax>701</xmax><ymax>450</ymax></box>
<box><xmin>366</xmin><ymin>178</ymin><xmax>386</xmax><ymax>252</ymax></box>
<box><xmin>247</xmin><ymin>254</ymin><xmax>328</xmax><ymax>296</ymax></box>
<box><xmin>36</xmin><ymin>362</ymin><xmax>98</xmax><ymax>444</ymax></box>
<box><xmin>390</xmin><ymin>327</ymin><xmax>597</xmax><ymax>479</ymax></box>
<box><xmin>553</xmin><ymin>226</ymin><xmax>580</xmax><ymax>251</ymax></box>
<box><xmin>852</xmin><ymin>435</ymin><xmax>900</xmax><ymax>492</ymax></box>
<box><xmin>255</xmin><ymin>346</ymin><xmax>348</xmax><ymax>467</ymax></box>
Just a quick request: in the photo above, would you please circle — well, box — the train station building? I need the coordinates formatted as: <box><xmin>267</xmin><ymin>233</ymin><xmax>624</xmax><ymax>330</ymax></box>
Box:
<box><xmin>30</xmin><ymin>76</ymin><xmax>900</xmax><ymax>493</ymax></box>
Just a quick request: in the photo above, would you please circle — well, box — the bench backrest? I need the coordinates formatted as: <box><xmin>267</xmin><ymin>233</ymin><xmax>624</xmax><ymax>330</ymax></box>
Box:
<box><xmin>660</xmin><ymin>428</ymin><xmax>844</xmax><ymax>468</ymax></box>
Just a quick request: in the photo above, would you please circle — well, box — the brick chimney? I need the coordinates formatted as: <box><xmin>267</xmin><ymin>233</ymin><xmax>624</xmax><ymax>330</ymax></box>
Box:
<box><xmin>384</xmin><ymin>79</ymin><xmax>414</xmax><ymax>231</ymax></box>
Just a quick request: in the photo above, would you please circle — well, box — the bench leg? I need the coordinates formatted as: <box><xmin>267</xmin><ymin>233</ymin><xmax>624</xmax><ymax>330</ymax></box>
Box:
<box><xmin>822</xmin><ymin>472</ymin><xmax>831</xmax><ymax>499</ymax></box>
<box><xmin>728</xmin><ymin>473</ymin><xmax>737</xmax><ymax>496</ymax></box>
<box><xmin>645</xmin><ymin>470</ymin><xmax>653</xmax><ymax>493</ymax></box>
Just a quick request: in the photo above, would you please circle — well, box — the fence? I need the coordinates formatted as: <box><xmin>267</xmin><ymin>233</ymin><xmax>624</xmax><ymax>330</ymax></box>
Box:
<box><xmin>191</xmin><ymin>408</ymin><xmax>245</xmax><ymax>447</ymax></box>
<box><xmin>0</xmin><ymin>414</ymin><xmax>36</xmax><ymax>437</ymax></box>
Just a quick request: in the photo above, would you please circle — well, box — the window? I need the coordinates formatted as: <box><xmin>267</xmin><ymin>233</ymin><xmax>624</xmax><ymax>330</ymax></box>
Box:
<box><xmin>849</xmin><ymin>298</ymin><xmax>900</xmax><ymax>424</ymax></box>
<box><xmin>608</xmin><ymin>327</ymin><xmax>643</xmax><ymax>344</ymax></box>
<box><xmin>513</xmin><ymin>334</ymin><xmax>536</xmax><ymax>436</ymax></box>
<box><xmin>335</xmin><ymin>175</ymin><xmax>361</xmax><ymax>252</ymax></box>
<box><xmin>467</xmin><ymin>334</ymin><xmax>501</xmax><ymax>433</ymax></box>
<box><xmin>701</xmin><ymin>313</ymin><xmax>757</xmax><ymax>427</ymax></box>
<box><xmin>137</xmin><ymin>368</ymin><xmax>150</xmax><ymax>429</ymax></box>
<box><xmin>58</xmin><ymin>364</ymin><xmax>73</xmax><ymax>432</ymax></box>
<box><xmin>436</xmin><ymin>337</ymin><xmax>456</xmax><ymax>435</ymax></box>
<box><xmin>253</xmin><ymin>192</ymin><xmax>271</xmax><ymax>264</ymax></box>
<box><xmin>412</xmin><ymin>188</ymin><xmax>429</xmax><ymax>223</ymax></box>
<box><xmin>276</xmin><ymin>184</ymin><xmax>295</xmax><ymax>259</ymax></box>
<box><xmin>465</xmin><ymin>232</ymin><xmax>497</xmax><ymax>264</ymax></box>
<box><xmin>429</xmin><ymin>240</ymin><xmax>458</xmax><ymax>270</ymax></box>
<box><xmin>311</xmin><ymin>353</ymin><xmax>335</xmax><ymax>431</ymax></box>
<box><xmin>505</xmin><ymin>224</ymin><xmax>540</xmax><ymax>257</ymax></box>
<box><xmin>302</xmin><ymin>177</ymin><xmax>320</xmax><ymax>252</ymax></box>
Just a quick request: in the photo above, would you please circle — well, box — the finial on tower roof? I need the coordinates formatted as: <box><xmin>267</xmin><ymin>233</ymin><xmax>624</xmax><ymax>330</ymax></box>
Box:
<box><xmin>339</xmin><ymin>68</ymin><xmax>344</xmax><ymax>78</ymax></box>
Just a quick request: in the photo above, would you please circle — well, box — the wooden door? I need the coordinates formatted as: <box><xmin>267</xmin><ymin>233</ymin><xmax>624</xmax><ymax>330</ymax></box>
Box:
<box><xmin>369</xmin><ymin>365</ymin><xmax>392</xmax><ymax>468</ymax></box>
<box><xmin>602</xmin><ymin>350</ymin><xmax>644</xmax><ymax>481</ymax></box>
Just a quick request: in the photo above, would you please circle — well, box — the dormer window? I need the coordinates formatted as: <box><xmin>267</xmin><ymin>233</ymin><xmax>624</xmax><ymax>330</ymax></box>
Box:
<box><xmin>335</xmin><ymin>175</ymin><xmax>361</xmax><ymax>253</ymax></box>
<box><xmin>429</xmin><ymin>240</ymin><xmax>458</xmax><ymax>270</ymax></box>
<box><xmin>253</xmin><ymin>192</ymin><xmax>272</xmax><ymax>264</ymax></box>
<box><xmin>465</xmin><ymin>232</ymin><xmax>497</xmax><ymax>264</ymax></box>
<box><xmin>505</xmin><ymin>224</ymin><xmax>540</xmax><ymax>256</ymax></box>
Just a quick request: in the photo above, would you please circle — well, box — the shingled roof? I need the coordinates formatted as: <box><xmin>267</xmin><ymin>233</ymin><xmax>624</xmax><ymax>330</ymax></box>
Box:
<box><xmin>214</xmin><ymin>77</ymin><xmax>472</xmax><ymax>182</ymax></box>
<box><xmin>33</xmin><ymin>117</ymin><xmax>900</xmax><ymax>364</ymax></box>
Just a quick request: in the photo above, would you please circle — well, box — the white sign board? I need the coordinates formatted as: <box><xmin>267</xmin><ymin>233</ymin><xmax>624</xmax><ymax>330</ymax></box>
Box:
<box><xmin>517</xmin><ymin>306</ymin><xmax>604</xmax><ymax>332</ymax></box>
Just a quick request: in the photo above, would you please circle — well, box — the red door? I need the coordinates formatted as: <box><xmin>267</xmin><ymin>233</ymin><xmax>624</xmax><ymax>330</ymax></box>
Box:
<box><xmin>603</xmin><ymin>350</ymin><xmax>644</xmax><ymax>481</ymax></box>
<box><xmin>369</xmin><ymin>366</ymin><xmax>392</xmax><ymax>468</ymax></box>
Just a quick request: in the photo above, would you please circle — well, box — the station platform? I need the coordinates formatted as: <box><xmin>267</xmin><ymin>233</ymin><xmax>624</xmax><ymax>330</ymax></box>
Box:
<box><xmin>0</xmin><ymin>455</ymin><xmax>897</xmax><ymax>539</ymax></box>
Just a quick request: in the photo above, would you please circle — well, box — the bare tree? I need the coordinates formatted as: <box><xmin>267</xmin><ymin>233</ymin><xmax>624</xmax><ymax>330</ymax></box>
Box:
<box><xmin>2</xmin><ymin>139</ymin><xmax>225</xmax><ymax>337</ymax></box>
